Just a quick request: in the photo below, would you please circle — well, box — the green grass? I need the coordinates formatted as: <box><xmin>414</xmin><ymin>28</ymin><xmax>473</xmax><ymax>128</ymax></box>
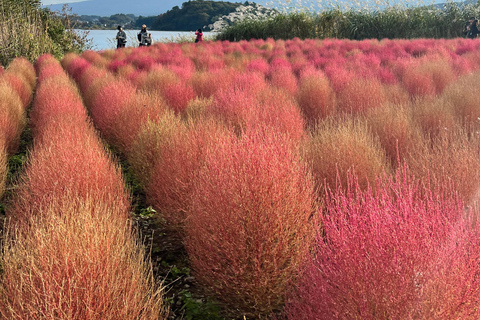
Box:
<box><xmin>216</xmin><ymin>2</ymin><xmax>479</xmax><ymax>41</ymax></box>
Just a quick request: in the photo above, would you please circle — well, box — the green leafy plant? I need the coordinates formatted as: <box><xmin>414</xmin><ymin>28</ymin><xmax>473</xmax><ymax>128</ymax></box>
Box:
<box><xmin>178</xmin><ymin>290</ymin><xmax>222</xmax><ymax>320</ymax></box>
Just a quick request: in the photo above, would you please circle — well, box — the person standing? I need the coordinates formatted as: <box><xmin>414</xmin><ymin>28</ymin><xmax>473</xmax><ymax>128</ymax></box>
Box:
<box><xmin>116</xmin><ymin>26</ymin><xmax>127</xmax><ymax>48</ymax></box>
<box><xmin>195</xmin><ymin>28</ymin><xmax>203</xmax><ymax>43</ymax></box>
<box><xmin>138</xmin><ymin>24</ymin><xmax>152</xmax><ymax>46</ymax></box>
<box><xmin>468</xmin><ymin>19</ymin><xmax>480</xmax><ymax>39</ymax></box>
<box><xmin>463</xmin><ymin>17</ymin><xmax>476</xmax><ymax>37</ymax></box>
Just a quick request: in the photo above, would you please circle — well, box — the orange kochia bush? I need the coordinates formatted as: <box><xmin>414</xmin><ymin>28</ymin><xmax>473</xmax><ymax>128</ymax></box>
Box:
<box><xmin>185</xmin><ymin>129</ymin><xmax>318</xmax><ymax>317</ymax></box>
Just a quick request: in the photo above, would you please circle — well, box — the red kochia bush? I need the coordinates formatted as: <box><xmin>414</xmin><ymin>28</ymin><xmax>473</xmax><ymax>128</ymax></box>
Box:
<box><xmin>267</xmin><ymin>67</ymin><xmax>298</xmax><ymax>95</ymax></box>
<box><xmin>0</xmin><ymin>80</ymin><xmax>26</xmax><ymax>155</ymax></box>
<box><xmin>161</xmin><ymin>82</ymin><xmax>196</xmax><ymax>115</ymax></box>
<box><xmin>2</xmin><ymin>57</ymin><xmax>36</xmax><ymax>109</ymax></box>
<box><xmin>185</xmin><ymin>130</ymin><xmax>318</xmax><ymax>318</ymax></box>
<box><xmin>141</xmin><ymin>117</ymin><xmax>228</xmax><ymax>228</ymax></box>
<box><xmin>30</xmin><ymin>77</ymin><xmax>86</xmax><ymax>136</ymax></box>
<box><xmin>89</xmin><ymin>80</ymin><xmax>137</xmax><ymax>144</ymax></box>
<box><xmin>10</xmin><ymin>119</ymin><xmax>131</xmax><ymax>226</ymax></box>
<box><xmin>6</xmin><ymin>57</ymin><xmax>36</xmax><ymax>92</ymax></box>
<box><xmin>286</xmin><ymin>169</ymin><xmax>480</xmax><ymax>320</ymax></box>
<box><xmin>0</xmin><ymin>139</ymin><xmax>7</xmax><ymax>197</ymax></box>
<box><xmin>189</xmin><ymin>69</ymin><xmax>236</xmax><ymax>98</ymax></box>
<box><xmin>336</xmin><ymin>77</ymin><xmax>387</xmax><ymax>114</ymax></box>
<box><xmin>0</xmin><ymin>58</ymin><xmax>34</xmax><ymax>155</ymax></box>
<box><xmin>295</xmin><ymin>71</ymin><xmax>337</xmax><ymax>125</ymax></box>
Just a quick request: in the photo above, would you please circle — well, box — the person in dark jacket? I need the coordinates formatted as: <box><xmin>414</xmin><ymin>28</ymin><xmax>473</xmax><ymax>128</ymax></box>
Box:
<box><xmin>463</xmin><ymin>17</ymin><xmax>475</xmax><ymax>37</ymax></box>
<box><xmin>116</xmin><ymin>26</ymin><xmax>127</xmax><ymax>48</ymax></box>
<box><xmin>468</xmin><ymin>19</ymin><xmax>480</xmax><ymax>39</ymax></box>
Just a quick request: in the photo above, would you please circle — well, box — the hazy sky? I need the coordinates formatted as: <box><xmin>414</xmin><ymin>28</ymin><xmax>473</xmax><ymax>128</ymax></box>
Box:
<box><xmin>41</xmin><ymin>0</ymin><xmax>90</xmax><ymax>5</ymax></box>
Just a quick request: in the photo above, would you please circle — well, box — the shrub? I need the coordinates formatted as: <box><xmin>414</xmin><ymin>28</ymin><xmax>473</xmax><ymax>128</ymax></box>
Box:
<box><xmin>440</xmin><ymin>71</ymin><xmax>480</xmax><ymax>134</ymax></box>
<box><xmin>208</xmin><ymin>86</ymin><xmax>257</xmax><ymax>133</ymax></box>
<box><xmin>0</xmin><ymin>80</ymin><xmax>26</xmax><ymax>155</ymax></box>
<box><xmin>407</xmin><ymin>129</ymin><xmax>480</xmax><ymax>205</ymax></box>
<box><xmin>161</xmin><ymin>82</ymin><xmax>196</xmax><ymax>115</ymax></box>
<box><xmin>295</xmin><ymin>71</ymin><xmax>337</xmax><ymax>126</ymax></box>
<box><xmin>267</xmin><ymin>67</ymin><xmax>298</xmax><ymax>95</ymax></box>
<box><xmin>2</xmin><ymin>57</ymin><xmax>36</xmax><ymax>109</ymax></box>
<box><xmin>128</xmin><ymin>111</ymin><xmax>186</xmax><ymax>188</ymax></box>
<box><xmin>252</xmin><ymin>87</ymin><xmax>306</xmax><ymax>144</ymax></box>
<box><xmin>185</xmin><ymin>130</ymin><xmax>318</xmax><ymax>317</ymax></box>
<box><xmin>10</xmin><ymin>119</ymin><xmax>130</xmax><ymax>225</ymax></box>
<box><xmin>81</xmin><ymin>50</ymin><xmax>109</xmax><ymax>68</ymax></box>
<box><xmin>401</xmin><ymin>61</ymin><xmax>437</xmax><ymax>98</ymax></box>
<box><xmin>30</xmin><ymin>75</ymin><xmax>86</xmax><ymax>136</ymax></box>
<box><xmin>285</xmin><ymin>169</ymin><xmax>480</xmax><ymax>320</ymax></box>
<box><xmin>364</xmin><ymin>102</ymin><xmax>424</xmax><ymax>167</ymax></box>
<box><xmin>246</xmin><ymin>58</ymin><xmax>270</xmax><ymax>75</ymax></box>
<box><xmin>0</xmin><ymin>140</ymin><xmax>7</xmax><ymax>197</ymax></box>
<box><xmin>10</xmin><ymin>59</ymin><xmax>130</xmax><ymax>224</ymax></box>
<box><xmin>0</xmin><ymin>1</ymin><xmax>89</xmax><ymax>66</ymax></box>
<box><xmin>143</xmin><ymin>118</ymin><xmax>228</xmax><ymax>228</ymax></box>
<box><xmin>189</xmin><ymin>69</ymin><xmax>236</xmax><ymax>98</ymax></box>
<box><xmin>411</xmin><ymin>97</ymin><xmax>457</xmax><ymax>140</ymax></box>
<box><xmin>302</xmin><ymin>117</ymin><xmax>391</xmax><ymax>192</ymax></box>
<box><xmin>114</xmin><ymin>91</ymin><xmax>168</xmax><ymax>153</ymax></box>
<box><xmin>89</xmin><ymin>79</ymin><xmax>137</xmax><ymax>146</ymax></box>
<box><xmin>1</xmin><ymin>58</ymin><xmax>164</xmax><ymax>319</ymax></box>
<box><xmin>336</xmin><ymin>77</ymin><xmax>387</xmax><ymax>114</ymax></box>
<box><xmin>1</xmin><ymin>197</ymin><xmax>164</xmax><ymax>320</ymax></box>
<box><xmin>184</xmin><ymin>97</ymin><xmax>213</xmax><ymax>121</ymax></box>
<box><xmin>6</xmin><ymin>57</ymin><xmax>36</xmax><ymax>92</ymax></box>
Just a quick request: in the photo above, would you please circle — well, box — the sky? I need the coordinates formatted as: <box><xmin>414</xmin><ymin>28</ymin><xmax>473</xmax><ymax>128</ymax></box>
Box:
<box><xmin>41</xmin><ymin>0</ymin><xmax>90</xmax><ymax>4</ymax></box>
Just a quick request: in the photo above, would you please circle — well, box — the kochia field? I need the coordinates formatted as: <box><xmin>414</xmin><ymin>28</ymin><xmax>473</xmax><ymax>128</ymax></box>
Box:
<box><xmin>2</xmin><ymin>37</ymin><xmax>480</xmax><ymax>319</ymax></box>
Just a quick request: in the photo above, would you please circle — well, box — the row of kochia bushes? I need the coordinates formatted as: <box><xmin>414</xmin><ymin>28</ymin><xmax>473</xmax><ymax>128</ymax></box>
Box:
<box><xmin>0</xmin><ymin>58</ymin><xmax>34</xmax><ymax>197</ymax></box>
<box><xmin>57</xmin><ymin>38</ymin><xmax>480</xmax><ymax>318</ymax></box>
<box><xmin>0</xmin><ymin>55</ymin><xmax>163</xmax><ymax>319</ymax></box>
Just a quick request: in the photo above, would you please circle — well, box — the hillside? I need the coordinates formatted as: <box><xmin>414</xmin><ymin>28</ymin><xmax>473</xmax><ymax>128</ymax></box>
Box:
<box><xmin>151</xmin><ymin>1</ymin><xmax>243</xmax><ymax>31</ymax></box>
<box><xmin>42</xmin><ymin>0</ymin><xmax>269</xmax><ymax>16</ymax></box>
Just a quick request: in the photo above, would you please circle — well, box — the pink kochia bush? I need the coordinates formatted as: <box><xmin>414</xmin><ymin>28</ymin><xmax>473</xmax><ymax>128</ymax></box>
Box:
<box><xmin>185</xmin><ymin>129</ymin><xmax>318</xmax><ymax>317</ymax></box>
<box><xmin>0</xmin><ymin>55</ymin><xmax>164</xmax><ymax>319</ymax></box>
<box><xmin>0</xmin><ymin>57</ymin><xmax>35</xmax><ymax>155</ymax></box>
<box><xmin>286</xmin><ymin>169</ymin><xmax>480</xmax><ymax>319</ymax></box>
<box><xmin>0</xmin><ymin>57</ymin><xmax>35</xmax><ymax>196</ymax></box>
<box><xmin>3</xmin><ymin>57</ymin><xmax>36</xmax><ymax>107</ymax></box>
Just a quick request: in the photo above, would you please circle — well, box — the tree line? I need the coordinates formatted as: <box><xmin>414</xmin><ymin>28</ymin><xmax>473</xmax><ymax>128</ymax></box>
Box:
<box><xmin>73</xmin><ymin>0</ymin><xmax>246</xmax><ymax>31</ymax></box>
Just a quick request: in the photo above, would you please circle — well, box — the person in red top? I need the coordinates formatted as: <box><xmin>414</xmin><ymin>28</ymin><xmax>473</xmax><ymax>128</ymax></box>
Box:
<box><xmin>195</xmin><ymin>28</ymin><xmax>203</xmax><ymax>43</ymax></box>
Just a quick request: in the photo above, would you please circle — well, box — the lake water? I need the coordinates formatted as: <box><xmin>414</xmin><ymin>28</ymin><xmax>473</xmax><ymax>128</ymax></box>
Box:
<box><xmin>77</xmin><ymin>29</ymin><xmax>214</xmax><ymax>51</ymax></box>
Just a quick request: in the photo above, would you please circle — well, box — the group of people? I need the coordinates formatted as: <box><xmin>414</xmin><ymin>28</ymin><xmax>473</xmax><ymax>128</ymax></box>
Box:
<box><xmin>115</xmin><ymin>26</ymin><xmax>204</xmax><ymax>49</ymax></box>
<box><xmin>464</xmin><ymin>17</ymin><xmax>479</xmax><ymax>39</ymax></box>
<box><xmin>115</xmin><ymin>24</ymin><xmax>152</xmax><ymax>48</ymax></box>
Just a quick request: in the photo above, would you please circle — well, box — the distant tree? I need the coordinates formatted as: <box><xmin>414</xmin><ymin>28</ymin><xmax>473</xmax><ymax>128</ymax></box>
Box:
<box><xmin>135</xmin><ymin>15</ymin><xmax>157</xmax><ymax>29</ymax></box>
<box><xmin>150</xmin><ymin>0</ymin><xmax>242</xmax><ymax>31</ymax></box>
